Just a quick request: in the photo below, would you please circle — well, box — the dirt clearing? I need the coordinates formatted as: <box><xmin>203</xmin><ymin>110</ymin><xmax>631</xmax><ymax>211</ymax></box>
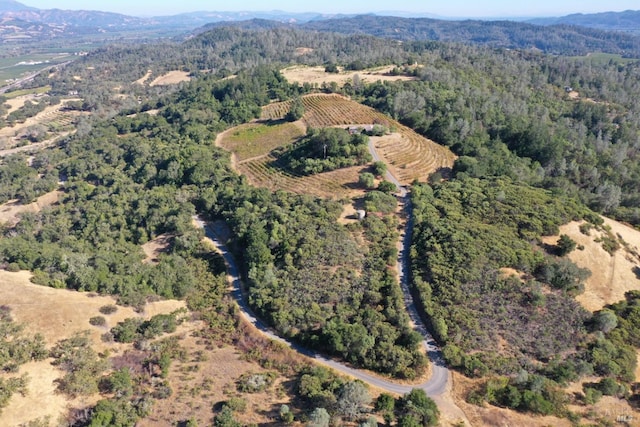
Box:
<box><xmin>134</xmin><ymin>69</ymin><xmax>152</xmax><ymax>85</ymax></box>
<box><xmin>139</xmin><ymin>342</ymin><xmax>291</xmax><ymax>426</ymax></box>
<box><xmin>150</xmin><ymin>71</ymin><xmax>191</xmax><ymax>86</ymax></box>
<box><xmin>141</xmin><ymin>233</ymin><xmax>174</xmax><ymax>264</ymax></box>
<box><xmin>281</xmin><ymin>65</ymin><xmax>417</xmax><ymax>86</ymax></box>
<box><xmin>0</xmin><ymin>189</ymin><xmax>62</xmax><ymax>226</ymax></box>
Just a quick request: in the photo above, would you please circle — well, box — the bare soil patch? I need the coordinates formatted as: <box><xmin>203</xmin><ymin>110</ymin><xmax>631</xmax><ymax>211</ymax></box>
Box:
<box><xmin>338</xmin><ymin>203</ymin><xmax>359</xmax><ymax>225</ymax></box>
<box><xmin>134</xmin><ymin>69</ymin><xmax>153</xmax><ymax>85</ymax></box>
<box><xmin>0</xmin><ymin>189</ymin><xmax>62</xmax><ymax>226</ymax></box>
<box><xmin>543</xmin><ymin>217</ymin><xmax>640</xmax><ymax>312</ymax></box>
<box><xmin>0</xmin><ymin>270</ymin><xmax>186</xmax><ymax>425</ymax></box>
<box><xmin>141</xmin><ymin>233</ymin><xmax>174</xmax><ymax>264</ymax></box>
<box><xmin>150</xmin><ymin>71</ymin><xmax>191</xmax><ymax>86</ymax></box>
<box><xmin>281</xmin><ymin>65</ymin><xmax>416</xmax><ymax>87</ymax></box>
<box><xmin>294</xmin><ymin>47</ymin><xmax>314</xmax><ymax>56</ymax></box>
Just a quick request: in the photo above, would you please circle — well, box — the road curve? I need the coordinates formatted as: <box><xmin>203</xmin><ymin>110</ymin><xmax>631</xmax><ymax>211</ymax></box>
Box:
<box><xmin>194</xmin><ymin>216</ymin><xmax>449</xmax><ymax>396</ymax></box>
<box><xmin>191</xmin><ymin>137</ymin><xmax>453</xmax><ymax>396</ymax></box>
<box><xmin>189</xmin><ymin>135</ymin><xmax>453</xmax><ymax>397</ymax></box>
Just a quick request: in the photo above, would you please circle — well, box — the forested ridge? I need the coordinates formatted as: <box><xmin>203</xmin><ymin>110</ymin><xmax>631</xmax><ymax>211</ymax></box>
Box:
<box><xmin>3</xmin><ymin>21</ymin><xmax>640</xmax><ymax>424</ymax></box>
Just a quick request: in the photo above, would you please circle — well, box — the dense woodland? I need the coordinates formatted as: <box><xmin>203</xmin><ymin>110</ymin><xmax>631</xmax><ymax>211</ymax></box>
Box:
<box><xmin>3</xmin><ymin>20</ymin><xmax>640</xmax><ymax>423</ymax></box>
<box><xmin>302</xmin><ymin>16</ymin><xmax>640</xmax><ymax>57</ymax></box>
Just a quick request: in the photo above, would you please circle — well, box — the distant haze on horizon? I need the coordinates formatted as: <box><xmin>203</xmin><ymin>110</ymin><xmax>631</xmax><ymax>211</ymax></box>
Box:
<box><xmin>19</xmin><ymin>0</ymin><xmax>640</xmax><ymax>18</ymax></box>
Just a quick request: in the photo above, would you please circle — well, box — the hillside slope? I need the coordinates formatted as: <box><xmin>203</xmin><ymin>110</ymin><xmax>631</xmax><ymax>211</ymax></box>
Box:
<box><xmin>545</xmin><ymin>218</ymin><xmax>640</xmax><ymax>312</ymax></box>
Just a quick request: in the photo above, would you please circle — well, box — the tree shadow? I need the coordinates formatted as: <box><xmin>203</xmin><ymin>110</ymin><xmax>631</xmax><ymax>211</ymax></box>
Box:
<box><xmin>633</xmin><ymin>266</ymin><xmax>640</xmax><ymax>280</ymax></box>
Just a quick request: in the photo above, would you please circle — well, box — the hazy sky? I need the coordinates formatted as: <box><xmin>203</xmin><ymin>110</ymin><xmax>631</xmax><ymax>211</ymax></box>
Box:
<box><xmin>20</xmin><ymin>0</ymin><xmax>640</xmax><ymax>18</ymax></box>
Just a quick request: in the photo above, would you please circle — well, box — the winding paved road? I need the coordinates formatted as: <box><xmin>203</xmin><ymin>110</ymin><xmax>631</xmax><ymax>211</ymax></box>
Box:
<box><xmin>192</xmin><ymin>138</ymin><xmax>453</xmax><ymax>397</ymax></box>
<box><xmin>194</xmin><ymin>216</ymin><xmax>450</xmax><ymax>396</ymax></box>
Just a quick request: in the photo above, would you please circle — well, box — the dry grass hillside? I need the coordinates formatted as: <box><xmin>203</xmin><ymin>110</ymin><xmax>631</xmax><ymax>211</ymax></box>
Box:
<box><xmin>543</xmin><ymin>217</ymin><xmax>640</xmax><ymax>312</ymax></box>
<box><xmin>281</xmin><ymin>65</ymin><xmax>417</xmax><ymax>86</ymax></box>
<box><xmin>0</xmin><ymin>270</ymin><xmax>186</xmax><ymax>425</ymax></box>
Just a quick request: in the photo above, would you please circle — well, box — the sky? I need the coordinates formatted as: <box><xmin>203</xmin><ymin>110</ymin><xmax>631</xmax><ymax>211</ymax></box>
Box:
<box><xmin>19</xmin><ymin>0</ymin><xmax>640</xmax><ymax>18</ymax></box>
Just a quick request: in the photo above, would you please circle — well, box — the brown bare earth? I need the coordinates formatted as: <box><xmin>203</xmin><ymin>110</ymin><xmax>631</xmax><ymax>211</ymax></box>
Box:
<box><xmin>281</xmin><ymin>65</ymin><xmax>417</xmax><ymax>86</ymax></box>
<box><xmin>543</xmin><ymin>217</ymin><xmax>640</xmax><ymax>312</ymax></box>
<box><xmin>0</xmin><ymin>189</ymin><xmax>62</xmax><ymax>226</ymax></box>
<box><xmin>139</xmin><ymin>342</ymin><xmax>291</xmax><ymax>426</ymax></box>
<box><xmin>0</xmin><ymin>270</ymin><xmax>187</xmax><ymax>425</ymax></box>
<box><xmin>134</xmin><ymin>69</ymin><xmax>153</xmax><ymax>85</ymax></box>
<box><xmin>338</xmin><ymin>203</ymin><xmax>359</xmax><ymax>225</ymax></box>
<box><xmin>150</xmin><ymin>71</ymin><xmax>192</xmax><ymax>86</ymax></box>
<box><xmin>141</xmin><ymin>233</ymin><xmax>174</xmax><ymax>264</ymax></box>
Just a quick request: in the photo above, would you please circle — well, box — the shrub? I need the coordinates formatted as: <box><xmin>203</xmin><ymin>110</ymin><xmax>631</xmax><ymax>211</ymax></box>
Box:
<box><xmin>111</xmin><ymin>318</ymin><xmax>143</xmax><ymax>343</ymax></box>
<box><xmin>6</xmin><ymin>263</ymin><xmax>20</xmax><ymax>272</ymax></box>
<box><xmin>153</xmin><ymin>382</ymin><xmax>173</xmax><ymax>399</ymax></box>
<box><xmin>99</xmin><ymin>305</ymin><xmax>118</xmax><ymax>315</ymax></box>
<box><xmin>583</xmin><ymin>387</ymin><xmax>602</xmax><ymax>404</ymax></box>
<box><xmin>279</xmin><ymin>404</ymin><xmax>294</xmax><ymax>423</ymax></box>
<box><xmin>372</xmin><ymin>161</ymin><xmax>387</xmax><ymax>177</ymax></box>
<box><xmin>358</xmin><ymin>172</ymin><xmax>375</xmax><ymax>189</ymax></box>
<box><xmin>556</xmin><ymin>234</ymin><xmax>577</xmax><ymax>256</ymax></box>
<box><xmin>377</xmin><ymin>180</ymin><xmax>397</xmax><ymax>194</ymax></box>
<box><xmin>324</xmin><ymin>63</ymin><xmax>339</xmax><ymax>73</ymax></box>
<box><xmin>237</xmin><ymin>372</ymin><xmax>276</xmax><ymax>393</ymax></box>
<box><xmin>596</xmin><ymin>377</ymin><xmax>626</xmax><ymax>397</ymax></box>
<box><xmin>89</xmin><ymin>316</ymin><xmax>107</xmax><ymax>327</ymax></box>
<box><xmin>226</xmin><ymin>397</ymin><xmax>247</xmax><ymax>412</ymax></box>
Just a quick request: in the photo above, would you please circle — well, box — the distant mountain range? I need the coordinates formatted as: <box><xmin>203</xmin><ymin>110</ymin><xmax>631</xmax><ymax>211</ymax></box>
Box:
<box><xmin>527</xmin><ymin>10</ymin><xmax>640</xmax><ymax>33</ymax></box>
<box><xmin>1</xmin><ymin>0</ymin><xmax>640</xmax><ymax>55</ymax></box>
<box><xmin>194</xmin><ymin>16</ymin><xmax>640</xmax><ymax>58</ymax></box>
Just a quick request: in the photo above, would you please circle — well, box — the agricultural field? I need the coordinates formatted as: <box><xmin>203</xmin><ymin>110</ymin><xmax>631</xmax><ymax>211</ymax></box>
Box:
<box><xmin>239</xmin><ymin>154</ymin><xmax>365</xmax><ymax>199</ymax></box>
<box><xmin>261</xmin><ymin>94</ymin><xmax>456</xmax><ymax>184</ymax></box>
<box><xmin>0</xmin><ymin>53</ymin><xmax>72</xmax><ymax>87</ymax></box>
<box><xmin>217</xmin><ymin>121</ymin><xmax>305</xmax><ymax>162</ymax></box>
<box><xmin>0</xmin><ymin>97</ymin><xmax>85</xmax><ymax>152</ymax></box>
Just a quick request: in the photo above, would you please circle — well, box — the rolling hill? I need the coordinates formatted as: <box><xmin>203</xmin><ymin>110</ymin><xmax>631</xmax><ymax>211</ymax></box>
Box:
<box><xmin>528</xmin><ymin>10</ymin><xmax>640</xmax><ymax>34</ymax></box>
<box><xmin>301</xmin><ymin>15</ymin><xmax>640</xmax><ymax>57</ymax></box>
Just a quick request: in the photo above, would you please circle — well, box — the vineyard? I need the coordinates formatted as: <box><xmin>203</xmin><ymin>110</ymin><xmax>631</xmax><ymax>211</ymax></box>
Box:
<box><xmin>220</xmin><ymin>94</ymin><xmax>455</xmax><ymax>196</ymax></box>
<box><xmin>0</xmin><ymin>101</ymin><xmax>84</xmax><ymax>147</ymax></box>
<box><xmin>217</xmin><ymin>121</ymin><xmax>304</xmax><ymax>162</ymax></box>
<box><xmin>238</xmin><ymin>154</ymin><xmax>364</xmax><ymax>199</ymax></box>
<box><xmin>261</xmin><ymin>94</ymin><xmax>456</xmax><ymax>184</ymax></box>
<box><xmin>261</xmin><ymin>93</ymin><xmax>393</xmax><ymax>128</ymax></box>
<box><xmin>372</xmin><ymin>128</ymin><xmax>457</xmax><ymax>184</ymax></box>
